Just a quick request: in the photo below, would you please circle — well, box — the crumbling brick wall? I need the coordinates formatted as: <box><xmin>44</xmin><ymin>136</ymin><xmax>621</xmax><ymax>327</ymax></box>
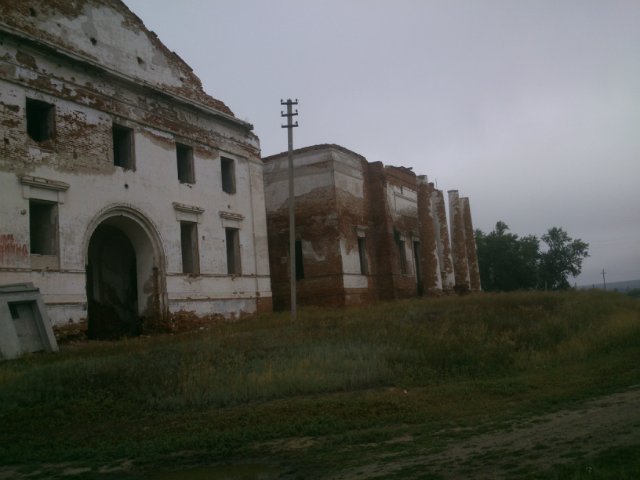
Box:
<box><xmin>263</xmin><ymin>144</ymin><xmax>480</xmax><ymax>309</ymax></box>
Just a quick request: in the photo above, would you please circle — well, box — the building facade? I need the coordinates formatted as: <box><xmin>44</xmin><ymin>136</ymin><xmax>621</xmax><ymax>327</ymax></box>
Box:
<box><xmin>263</xmin><ymin>144</ymin><xmax>480</xmax><ymax>310</ymax></box>
<box><xmin>0</xmin><ymin>0</ymin><xmax>271</xmax><ymax>338</ymax></box>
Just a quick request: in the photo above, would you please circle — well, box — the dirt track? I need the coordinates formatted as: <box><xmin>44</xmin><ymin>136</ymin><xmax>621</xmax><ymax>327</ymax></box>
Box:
<box><xmin>2</xmin><ymin>386</ymin><xmax>639</xmax><ymax>479</ymax></box>
<box><xmin>332</xmin><ymin>385</ymin><xmax>640</xmax><ymax>479</ymax></box>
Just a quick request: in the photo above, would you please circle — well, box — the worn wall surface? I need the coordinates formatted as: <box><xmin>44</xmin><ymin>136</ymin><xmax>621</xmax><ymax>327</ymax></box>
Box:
<box><xmin>263</xmin><ymin>144</ymin><xmax>476</xmax><ymax>309</ymax></box>
<box><xmin>0</xmin><ymin>0</ymin><xmax>271</xmax><ymax>332</ymax></box>
<box><xmin>432</xmin><ymin>189</ymin><xmax>455</xmax><ymax>290</ymax></box>
<box><xmin>332</xmin><ymin>149</ymin><xmax>374</xmax><ymax>306</ymax></box>
<box><xmin>417</xmin><ymin>176</ymin><xmax>442</xmax><ymax>293</ymax></box>
<box><xmin>380</xmin><ymin>165</ymin><xmax>421</xmax><ymax>299</ymax></box>
<box><xmin>263</xmin><ymin>146</ymin><xmax>345</xmax><ymax>309</ymax></box>
<box><xmin>0</xmin><ymin>0</ymin><xmax>232</xmax><ymax>114</ymax></box>
<box><xmin>448</xmin><ymin>190</ymin><xmax>471</xmax><ymax>291</ymax></box>
<box><xmin>461</xmin><ymin>197</ymin><xmax>481</xmax><ymax>292</ymax></box>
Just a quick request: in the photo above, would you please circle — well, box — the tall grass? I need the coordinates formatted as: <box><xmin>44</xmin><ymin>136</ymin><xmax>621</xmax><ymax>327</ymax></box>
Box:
<box><xmin>1</xmin><ymin>290</ymin><xmax>638</xmax><ymax>411</ymax></box>
<box><xmin>0</xmin><ymin>290</ymin><xmax>639</xmax><ymax>471</ymax></box>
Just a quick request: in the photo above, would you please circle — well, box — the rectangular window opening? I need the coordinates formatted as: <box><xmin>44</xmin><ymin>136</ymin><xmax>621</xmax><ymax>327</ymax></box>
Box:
<box><xmin>112</xmin><ymin>124</ymin><xmax>134</xmax><ymax>170</ymax></box>
<box><xmin>176</xmin><ymin>143</ymin><xmax>195</xmax><ymax>183</ymax></box>
<box><xmin>180</xmin><ymin>221</ymin><xmax>199</xmax><ymax>274</ymax></box>
<box><xmin>358</xmin><ymin>237</ymin><xmax>368</xmax><ymax>275</ymax></box>
<box><xmin>225</xmin><ymin>228</ymin><xmax>241</xmax><ymax>275</ymax></box>
<box><xmin>29</xmin><ymin>200</ymin><xmax>57</xmax><ymax>255</ymax></box>
<box><xmin>295</xmin><ymin>239</ymin><xmax>304</xmax><ymax>281</ymax></box>
<box><xmin>221</xmin><ymin>157</ymin><xmax>236</xmax><ymax>194</ymax></box>
<box><xmin>26</xmin><ymin>98</ymin><xmax>55</xmax><ymax>142</ymax></box>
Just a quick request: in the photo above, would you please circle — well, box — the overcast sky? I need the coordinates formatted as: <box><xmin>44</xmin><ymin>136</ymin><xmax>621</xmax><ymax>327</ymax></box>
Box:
<box><xmin>124</xmin><ymin>0</ymin><xmax>640</xmax><ymax>286</ymax></box>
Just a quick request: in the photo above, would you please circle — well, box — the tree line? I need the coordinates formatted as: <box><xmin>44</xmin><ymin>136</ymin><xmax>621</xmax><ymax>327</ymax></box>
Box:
<box><xmin>475</xmin><ymin>221</ymin><xmax>589</xmax><ymax>291</ymax></box>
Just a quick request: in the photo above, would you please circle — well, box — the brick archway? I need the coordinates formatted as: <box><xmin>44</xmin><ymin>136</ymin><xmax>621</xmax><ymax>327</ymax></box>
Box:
<box><xmin>84</xmin><ymin>206</ymin><xmax>166</xmax><ymax>338</ymax></box>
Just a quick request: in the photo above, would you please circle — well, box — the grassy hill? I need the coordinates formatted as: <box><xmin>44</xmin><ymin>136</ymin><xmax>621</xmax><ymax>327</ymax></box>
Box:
<box><xmin>1</xmin><ymin>291</ymin><xmax>639</xmax><ymax>479</ymax></box>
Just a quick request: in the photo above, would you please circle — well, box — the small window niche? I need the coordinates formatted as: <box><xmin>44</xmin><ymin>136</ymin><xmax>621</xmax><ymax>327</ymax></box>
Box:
<box><xmin>225</xmin><ymin>228</ymin><xmax>241</xmax><ymax>275</ymax></box>
<box><xmin>180</xmin><ymin>221</ymin><xmax>200</xmax><ymax>274</ymax></box>
<box><xmin>221</xmin><ymin>157</ymin><xmax>236</xmax><ymax>194</ymax></box>
<box><xmin>29</xmin><ymin>200</ymin><xmax>57</xmax><ymax>256</ymax></box>
<box><xmin>176</xmin><ymin>143</ymin><xmax>195</xmax><ymax>184</ymax></box>
<box><xmin>26</xmin><ymin>98</ymin><xmax>55</xmax><ymax>143</ymax></box>
<box><xmin>112</xmin><ymin>124</ymin><xmax>135</xmax><ymax>170</ymax></box>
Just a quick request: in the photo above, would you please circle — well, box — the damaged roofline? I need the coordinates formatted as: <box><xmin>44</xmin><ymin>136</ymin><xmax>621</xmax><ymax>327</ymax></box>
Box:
<box><xmin>0</xmin><ymin>22</ymin><xmax>254</xmax><ymax>133</ymax></box>
<box><xmin>262</xmin><ymin>143</ymin><xmax>369</xmax><ymax>163</ymax></box>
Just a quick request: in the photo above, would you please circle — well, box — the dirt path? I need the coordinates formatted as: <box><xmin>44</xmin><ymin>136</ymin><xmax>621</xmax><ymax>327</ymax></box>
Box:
<box><xmin>332</xmin><ymin>385</ymin><xmax>640</xmax><ymax>479</ymax></box>
<box><xmin>2</xmin><ymin>386</ymin><xmax>638</xmax><ymax>479</ymax></box>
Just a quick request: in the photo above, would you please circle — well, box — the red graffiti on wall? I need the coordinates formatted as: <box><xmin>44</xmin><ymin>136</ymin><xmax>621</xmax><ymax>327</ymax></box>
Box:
<box><xmin>0</xmin><ymin>234</ymin><xmax>29</xmax><ymax>266</ymax></box>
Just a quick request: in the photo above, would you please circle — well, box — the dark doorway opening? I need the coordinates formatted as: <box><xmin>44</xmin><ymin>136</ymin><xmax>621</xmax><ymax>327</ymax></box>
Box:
<box><xmin>87</xmin><ymin>224</ymin><xmax>140</xmax><ymax>339</ymax></box>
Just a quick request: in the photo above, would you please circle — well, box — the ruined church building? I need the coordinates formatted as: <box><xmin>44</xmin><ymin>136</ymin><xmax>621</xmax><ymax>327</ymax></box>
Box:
<box><xmin>0</xmin><ymin>0</ymin><xmax>480</xmax><ymax>338</ymax></box>
<box><xmin>0</xmin><ymin>0</ymin><xmax>271</xmax><ymax>338</ymax></box>
<box><xmin>263</xmin><ymin>145</ymin><xmax>480</xmax><ymax>309</ymax></box>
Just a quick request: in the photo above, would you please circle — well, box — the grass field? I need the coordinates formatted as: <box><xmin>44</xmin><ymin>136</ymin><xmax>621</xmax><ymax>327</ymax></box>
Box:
<box><xmin>1</xmin><ymin>290</ymin><xmax>639</xmax><ymax>479</ymax></box>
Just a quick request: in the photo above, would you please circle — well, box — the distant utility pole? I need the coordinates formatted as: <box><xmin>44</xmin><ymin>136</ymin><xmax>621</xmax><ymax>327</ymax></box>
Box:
<box><xmin>281</xmin><ymin>99</ymin><xmax>299</xmax><ymax>320</ymax></box>
<box><xmin>602</xmin><ymin>268</ymin><xmax>607</xmax><ymax>290</ymax></box>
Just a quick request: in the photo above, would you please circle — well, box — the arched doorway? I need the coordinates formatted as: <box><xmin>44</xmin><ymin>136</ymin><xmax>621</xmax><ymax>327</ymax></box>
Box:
<box><xmin>85</xmin><ymin>207</ymin><xmax>166</xmax><ymax>339</ymax></box>
<box><xmin>87</xmin><ymin>225</ymin><xmax>139</xmax><ymax>338</ymax></box>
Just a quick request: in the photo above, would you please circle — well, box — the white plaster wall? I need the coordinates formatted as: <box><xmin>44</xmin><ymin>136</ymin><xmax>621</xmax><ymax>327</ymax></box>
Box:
<box><xmin>0</xmin><ymin>55</ymin><xmax>270</xmax><ymax>325</ymax></box>
<box><xmin>343</xmin><ymin>274</ymin><xmax>368</xmax><ymax>289</ymax></box>
<box><xmin>329</xmin><ymin>151</ymin><xmax>370</xmax><ymax>287</ymax></box>
<box><xmin>404</xmin><ymin>237</ymin><xmax>416</xmax><ymax>277</ymax></box>
<box><xmin>247</xmin><ymin>159</ymin><xmax>272</xmax><ymax>293</ymax></box>
<box><xmin>263</xmin><ymin>150</ymin><xmax>336</xmax><ymax>212</ymax></box>
<box><xmin>428</xmin><ymin>208</ymin><xmax>444</xmax><ymax>291</ymax></box>
<box><xmin>340</xmin><ymin>235</ymin><xmax>368</xmax><ymax>290</ymax></box>
<box><xmin>432</xmin><ymin>191</ymin><xmax>455</xmax><ymax>289</ymax></box>
<box><xmin>5</xmin><ymin>1</ymin><xmax>209</xmax><ymax>101</ymax></box>
<box><xmin>387</xmin><ymin>184</ymin><xmax>418</xmax><ymax>220</ymax></box>
<box><xmin>332</xmin><ymin>151</ymin><xmax>365</xmax><ymax>199</ymax></box>
<box><xmin>338</xmin><ymin>238</ymin><xmax>361</xmax><ymax>275</ymax></box>
<box><xmin>169</xmin><ymin>298</ymin><xmax>256</xmax><ymax>319</ymax></box>
<box><xmin>0</xmin><ymin>38</ymin><xmax>257</xmax><ymax>149</ymax></box>
<box><xmin>0</xmin><ymin>175</ymin><xmax>30</xmax><ymax>269</ymax></box>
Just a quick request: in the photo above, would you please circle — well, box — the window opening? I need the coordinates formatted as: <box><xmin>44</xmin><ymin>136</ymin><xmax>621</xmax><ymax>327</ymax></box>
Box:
<box><xmin>221</xmin><ymin>157</ymin><xmax>236</xmax><ymax>194</ymax></box>
<box><xmin>358</xmin><ymin>237</ymin><xmax>368</xmax><ymax>275</ymax></box>
<box><xmin>176</xmin><ymin>143</ymin><xmax>194</xmax><ymax>183</ymax></box>
<box><xmin>180</xmin><ymin>222</ymin><xmax>199</xmax><ymax>274</ymax></box>
<box><xmin>29</xmin><ymin>200</ymin><xmax>57</xmax><ymax>255</ymax></box>
<box><xmin>112</xmin><ymin>124</ymin><xmax>134</xmax><ymax>169</ymax></box>
<box><xmin>225</xmin><ymin>228</ymin><xmax>241</xmax><ymax>275</ymax></box>
<box><xmin>295</xmin><ymin>239</ymin><xmax>304</xmax><ymax>280</ymax></box>
<box><xmin>26</xmin><ymin>98</ymin><xmax>55</xmax><ymax>142</ymax></box>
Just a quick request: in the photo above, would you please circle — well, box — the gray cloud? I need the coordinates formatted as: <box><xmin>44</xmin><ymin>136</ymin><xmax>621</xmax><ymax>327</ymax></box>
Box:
<box><xmin>125</xmin><ymin>0</ymin><xmax>640</xmax><ymax>284</ymax></box>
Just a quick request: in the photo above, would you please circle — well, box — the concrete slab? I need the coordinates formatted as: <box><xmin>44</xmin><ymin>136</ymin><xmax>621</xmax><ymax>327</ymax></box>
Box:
<box><xmin>0</xmin><ymin>283</ymin><xmax>59</xmax><ymax>360</ymax></box>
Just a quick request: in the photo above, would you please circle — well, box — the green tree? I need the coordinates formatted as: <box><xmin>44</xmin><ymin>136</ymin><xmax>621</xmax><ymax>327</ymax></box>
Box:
<box><xmin>475</xmin><ymin>222</ymin><xmax>540</xmax><ymax>291</ymax></box>
<box><xmin>538</xmin><ymin>227</ymin><xmax>589</xmax><ymax>290</ymax></box>
<box><xmin>475</xmin><ymin>223</ymin><xmax>589</xmax><ymax>292</ymax></box>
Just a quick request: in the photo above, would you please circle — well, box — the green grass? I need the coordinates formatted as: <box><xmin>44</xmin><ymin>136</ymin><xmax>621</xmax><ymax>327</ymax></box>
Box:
<box><xmin>1</xmin><ymin>290</ymin><xmax>639</xmax><ymax>478</ymax></box>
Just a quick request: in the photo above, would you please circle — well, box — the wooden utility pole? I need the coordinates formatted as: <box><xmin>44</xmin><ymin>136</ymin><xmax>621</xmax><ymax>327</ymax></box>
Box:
<box><xmin>281</xmin><ymin>99</ymin><xmax>299</xmax><ymax>320</ymax></box>
<box><xmin>602</xmin><ymin>268</ymin><xmax>607</xmax><ymax>290</ymax></box>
